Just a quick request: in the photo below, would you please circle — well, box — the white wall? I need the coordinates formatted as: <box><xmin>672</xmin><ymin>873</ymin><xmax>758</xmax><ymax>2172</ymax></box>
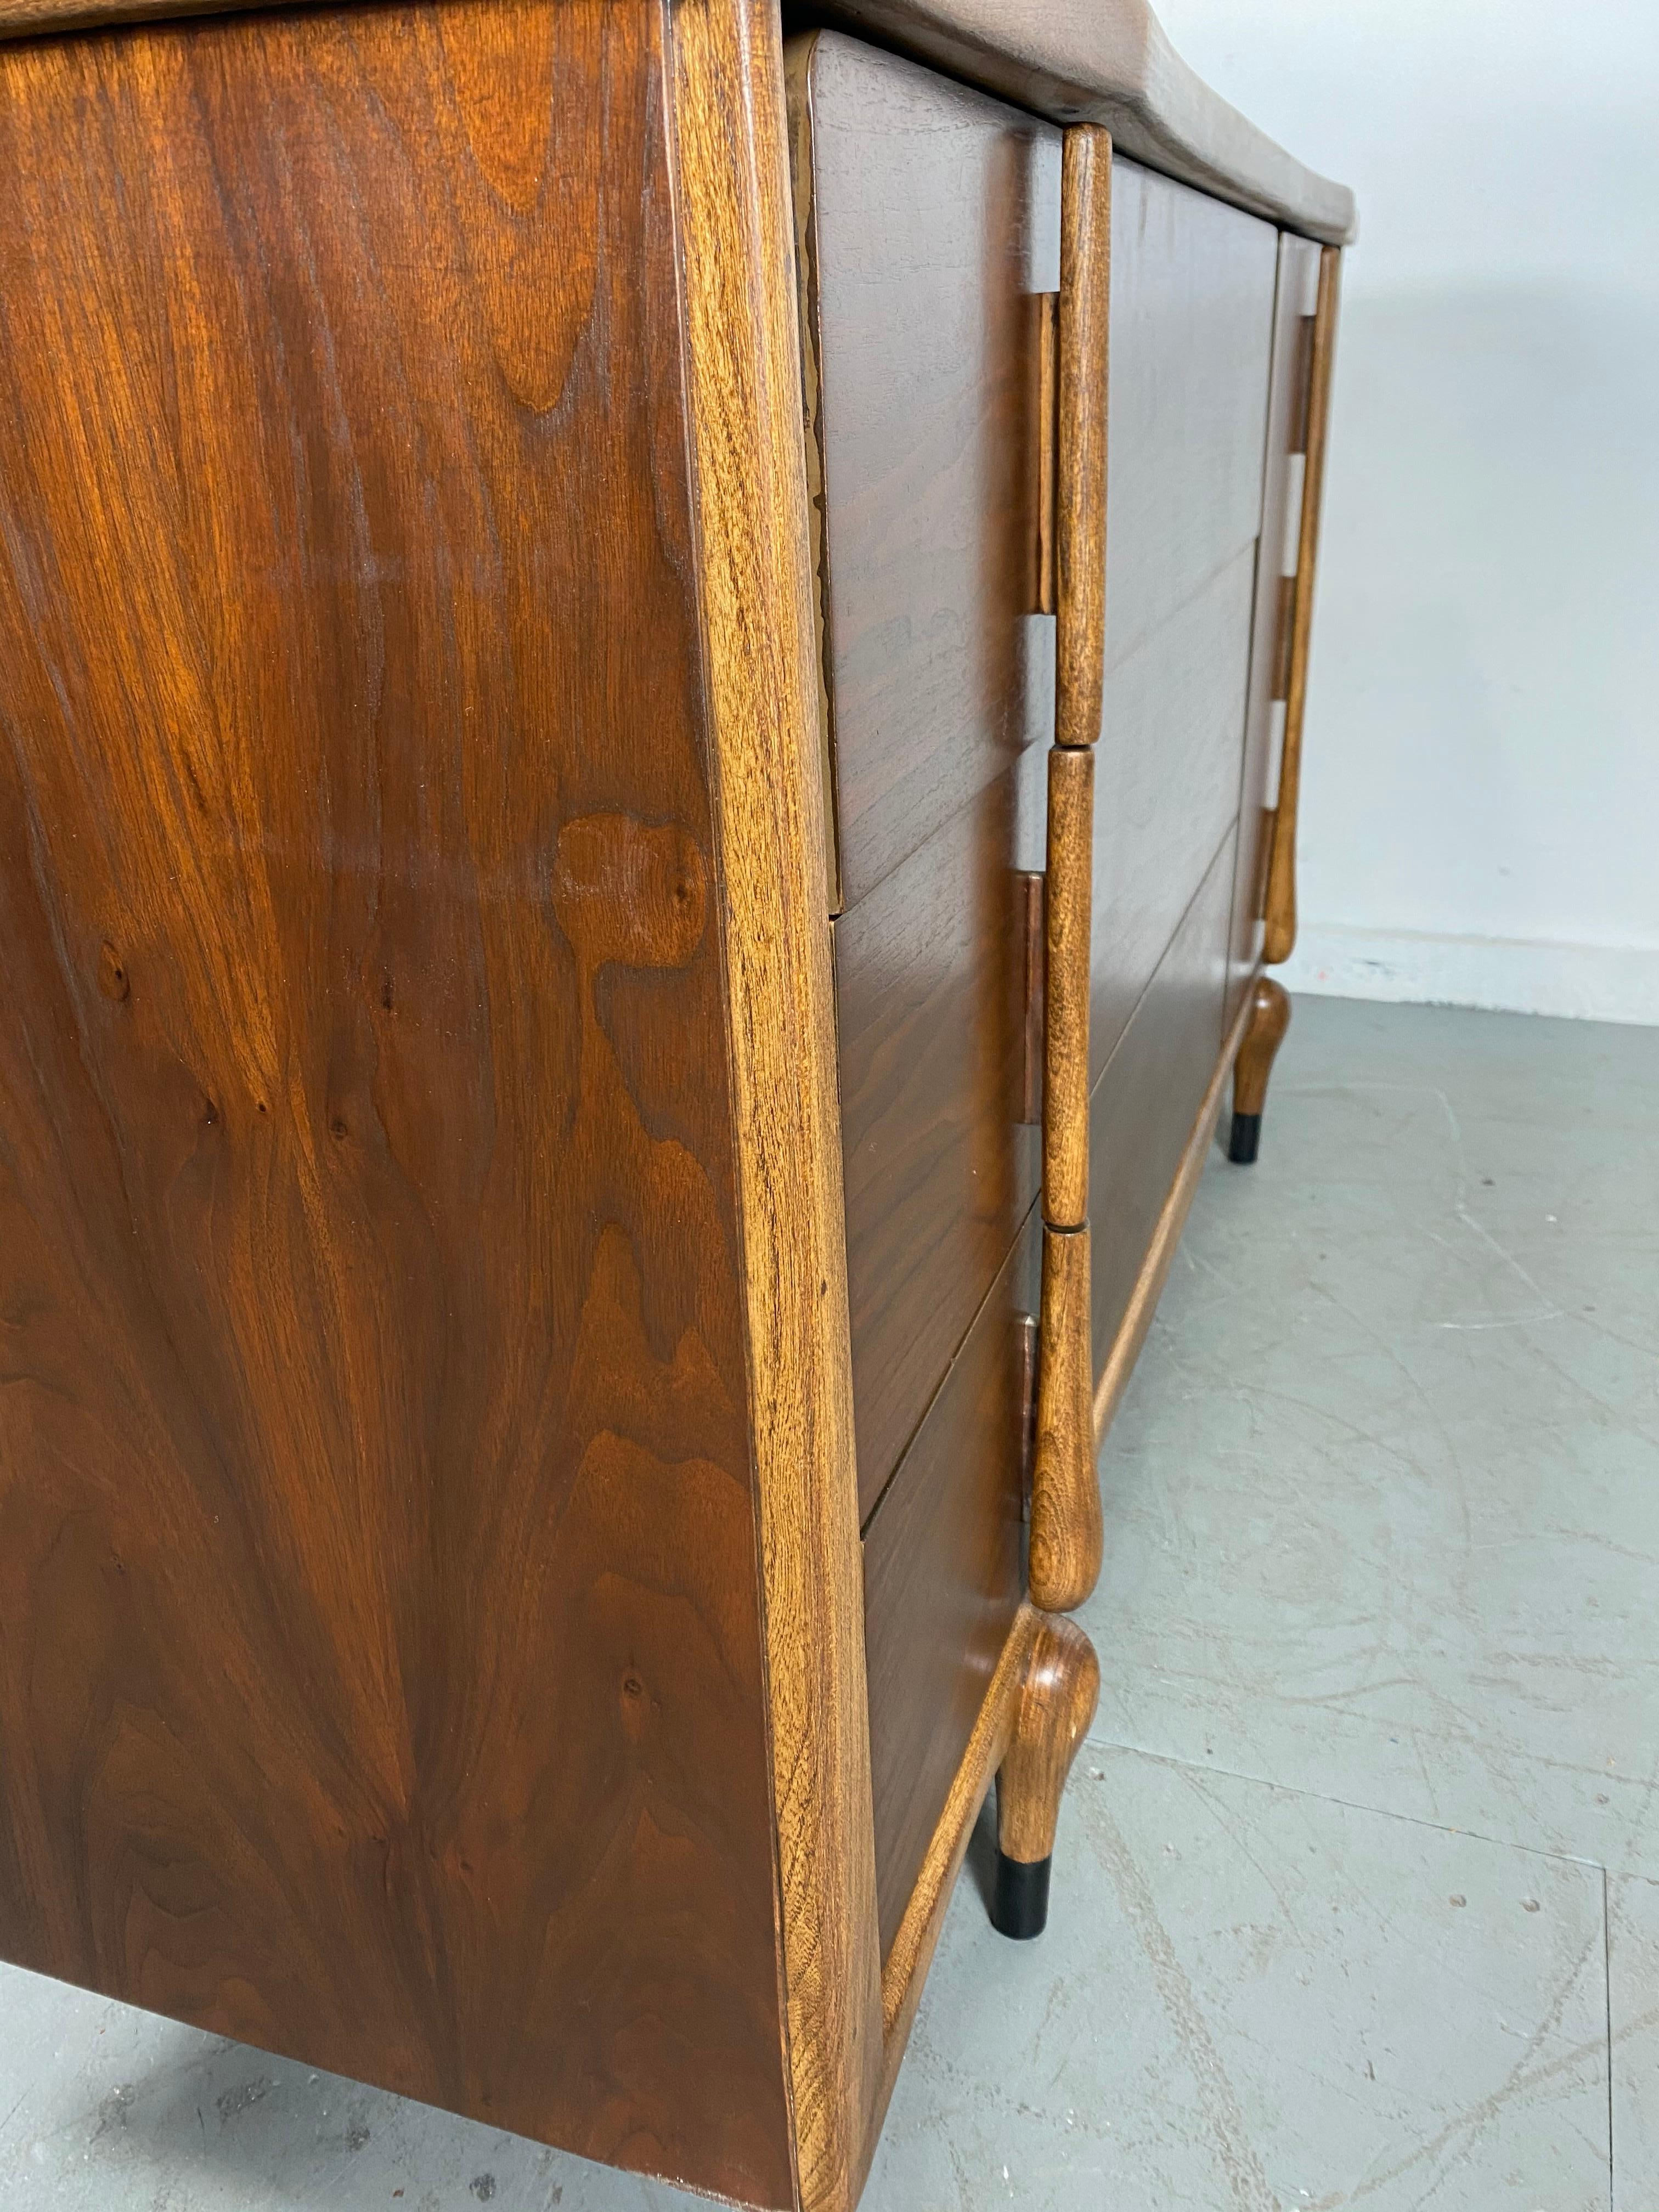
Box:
<box><xmin>1157</xmin><ymin>0</ymin><xmax>1659</xmax><ymax>1023</ymax></box>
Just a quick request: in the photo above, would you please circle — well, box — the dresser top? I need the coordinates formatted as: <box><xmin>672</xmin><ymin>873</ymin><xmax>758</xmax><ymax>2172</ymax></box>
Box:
<box><xmin>811</xmin><ymin>0</ymin><xmax>1356</xmax><ymax>242</ymax></box>
<box><xmin>0</xmin><ymin>0</ymin><xmax>1355</xmax><ymax>244</ymax></box>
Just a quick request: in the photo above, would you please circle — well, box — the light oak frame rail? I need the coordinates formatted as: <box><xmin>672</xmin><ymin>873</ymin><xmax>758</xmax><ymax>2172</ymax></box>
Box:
<box><xmin>1263</xmin><ymin>242</ymin><xmax>1341</xmax><ymax>966</ymax></box>
<box><xmin>1029</xmin><ymin>123</ymin><xmax>1111</xmax><ymax>1620</ymax></box>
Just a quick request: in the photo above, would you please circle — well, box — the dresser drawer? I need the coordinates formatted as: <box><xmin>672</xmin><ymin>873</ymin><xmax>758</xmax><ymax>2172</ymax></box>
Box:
<box><xmin>789</xmin><ymin>29</ymin><xmax>1056</xmax><ymax>911</ymax></box>
<box><xmin>1091</xmin><ymin>545</ymin><xmax>1257</xmax><ymax>1085</ymax></box>
<box><xmin>837</xmin><ymin>764</ymin><xmax>1041</xmax><ymax>1521</ymax></box>
<box><xmin>862</xmin><ymin>1204</ymin><xmax>1036</xmax><ymax>1956</ymax></box>
<box><xmin>1106</xmin><ymin>164</ymin><xmax>1279</xmax><ymax>674</ymax></box>
<box><xmin>1090</xmin><ymin>830</ymin><xmax>1237</xmax><ymax>1375</ymax></box>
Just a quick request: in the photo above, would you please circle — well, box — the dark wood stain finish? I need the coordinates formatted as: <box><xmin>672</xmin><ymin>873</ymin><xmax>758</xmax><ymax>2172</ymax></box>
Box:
<box><xmin>836</xmin><ymin>766</ymin><xmax>1041</xmax><ymax>1523</ymax></box>
<box><xmin>1090</xmin><ymin>545</ymin><xmax>1257</xmax><ymax>1084</ymax></box>
<box><xmin>1103</xmin><ymin>161</ymin><xmax>1278</xmax><ymax>675</ymax></box>
<box><xmin>1089</xmin><ymin>831</ymin><xmax>1237</xmax><ymax>1375</ymax></box>
<box><xmin>0</xmin><ymin>6</ymin><xmax>793</xmax><ymax>2201</ymax></box>
<box><xmin>789</xmin><ymin>29</ymin><xmax>1059</xmax><ymax>910</ymax></box>
<box><xmin>861</xmin><ymin>1207</ymin><xmax>1036</xmax><ymax>1957</ymax></box>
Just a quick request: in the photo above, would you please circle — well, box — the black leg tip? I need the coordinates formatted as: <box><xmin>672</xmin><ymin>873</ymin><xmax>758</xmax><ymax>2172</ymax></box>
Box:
<box><xmin>990</xmin><ymin>1852</ymin><xmax>1052</xmax><ymax>1940</ymax></box>
<box><xmin>1227</xmin><ymin>1110</ymin><xmax>1261</xmax><ymax>1165</ymax></box>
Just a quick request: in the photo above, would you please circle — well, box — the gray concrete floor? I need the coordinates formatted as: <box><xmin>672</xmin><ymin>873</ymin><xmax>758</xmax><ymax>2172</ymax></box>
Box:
<box><xmin>2</xmin><ymin>996</ymin><xmax>1655</xmax><ymax>2210</ymax></box>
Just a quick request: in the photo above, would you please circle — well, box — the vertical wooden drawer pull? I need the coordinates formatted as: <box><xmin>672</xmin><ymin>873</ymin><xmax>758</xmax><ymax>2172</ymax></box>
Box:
<box><xmin>1029</xmin><ymin>122</ymin><xmax>1110</xmax><ymax>1618</ymax></box>
<box><xmin>1263</xmin><ymin>244</ymin><xmax>1342</xmax><ymax>965</ymax></box>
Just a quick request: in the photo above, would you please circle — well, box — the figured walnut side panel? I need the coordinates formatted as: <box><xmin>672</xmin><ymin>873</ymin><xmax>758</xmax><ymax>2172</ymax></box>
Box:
<box><xmin>0</xmin><ymin>4</ymin><xmax>793</xmax><ymax>2200</ymax></box>
<box><xmin>666</xmin><ymin>1</ymin><xmax>884</xmax><ymax>2206</ymax></box>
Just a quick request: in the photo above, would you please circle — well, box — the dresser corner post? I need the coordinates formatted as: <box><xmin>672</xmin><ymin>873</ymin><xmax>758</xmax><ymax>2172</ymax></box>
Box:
<box><xmin>665</xmin><ymin>0</ymin><xmax>884</xmax><ymax>2206</ymax></box>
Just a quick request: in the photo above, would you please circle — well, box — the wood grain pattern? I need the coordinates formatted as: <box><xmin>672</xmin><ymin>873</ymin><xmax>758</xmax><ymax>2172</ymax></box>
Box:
<box><xmin>1054</xmin><ymin>122</ymin><xmax>1110</xmax><ymax>754</ymax></box>
<box><xmin>1092</xmin><ymin>545</ymin><xmax>1258</xmax><ymax>1082</ymax></box>
<box><xmin>1104</xmin><ymin>162</ymin><xmax>1278</xmax><ymax>676</ymax></box>
<box><xmin>0</xmin><ymin>4</ymin><xmax>795</xmax><ymax>2200</ymax></box>
<box><xmin>861</xmin><ymin>1207</ymin><xmax>1036</xmax><ymax>1956</ymax></box>
<box><xmin>1232</xmin><ymin>973</ymin><xmax>1291</xmax><ymax>1118</ymax></box>
<box><xmin>1088</xmin><ymin>830</ymin><xmax>1237</xmax><ymax>1378</ymax></box>
<box><xmin>995</xmin><ymin>1612</ymin><xmax>1099</xmax><ymax>1865</ymax></box>
<box><xmin>1093</xmin><ymin>964</ymin><xmax>1255</xmax><ymax>1444</ymax></box>
<box><xmin>783</xmin><ymin>30</ymin><xmax>843</xmax><ymax>914</ymax></box>
<box><xmin>1263</xmin><ymin>244</ymin><xmax>1341</xmax><ymax>966</ymax></box>
<box><xmin>786</xmin><ymin>30</ymin><xmax>1058</xmax><ymax>908</ymax></box>
<box><xmin>836</xmin><ymin>767</ymin><xmax>1040</xmax><ymax>1523</ymax></box>
<box><xmin>668</xmin><ymin>0</ymin><xmax>885</xmax><ymax>2203</ymax></box>
<box><xmin>1028</xmin><ymin>1221</ymin><xmax>1099</xmax><ymax>1612</ymax></box>
<box><xmin>1226</xmin><ymin>231</ymin><xmax>1319</xmax><ymax>1028</ymax></box>
<box><xmin>1031</xmin><ymin>289</ymin><xmax>1059</xmax><ymax>616</ymax></box>
<box><xmin>1028</xmin><ymin>123</ymin><xmax>1110</xmax><ymax>1621</ymax></box>
<box><xmin>1040</xmin><ymin>742</ymin><xmax>1096</xmax><ymax>1231</ymax></box>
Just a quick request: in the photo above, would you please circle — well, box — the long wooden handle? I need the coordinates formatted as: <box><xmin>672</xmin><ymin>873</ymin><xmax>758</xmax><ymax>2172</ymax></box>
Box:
<box><xmin>1263</xmin><ymin>244</ymin><xmax>1341</xmax><ymax>965</ymax></box>
<box><xmin>1029</xmin><ymin>124</ymin><xmax>1109</xmax><ymax>1616</ymax></box>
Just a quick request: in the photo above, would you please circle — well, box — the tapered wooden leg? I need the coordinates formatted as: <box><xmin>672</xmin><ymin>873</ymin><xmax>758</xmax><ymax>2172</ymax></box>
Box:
<box><xmin>990</xmin><ymin>1613</ymin><xmax>1100</xmax><ymax>1939</ymax></box>
<box><xmin>1228</xmin><ymin>975</ymin><xmax>1291</xmax><ymax>1165</ymax></box>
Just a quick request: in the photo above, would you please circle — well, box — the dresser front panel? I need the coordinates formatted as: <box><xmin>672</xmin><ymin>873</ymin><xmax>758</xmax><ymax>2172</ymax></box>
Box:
<box><xmin>862</xmin><ymin>1206</ymin><xmax>1036</xmax><ymax>1956</ymax></box>
<box><xmin>836</xmin><ymin>761</ymin><xmax>1041</xmax><ymax>1522</ymax></box>
<box><xmin>0</xmin><ymin>9</ymin><xmax>794</xmax><ymax>2199</ymax></box>
<box><xmin>1090</xmin><ymin>546</ymin><xmax>1258</xmax><ymax>1085</ymax></box>
<box><xmin>1105</xmin><ymin>161</ymin><xmax>1279</xmax><ymax>676</ymax></box>
<box><xmin>1089</xmin><ymin>831</ymin><xmax>1238</xmax><ymax>1376</ymax></box>
<box><xmin>790</xmin><ymin>28</ymin><xmax>1059</xmax><ymax>911</ymax></box>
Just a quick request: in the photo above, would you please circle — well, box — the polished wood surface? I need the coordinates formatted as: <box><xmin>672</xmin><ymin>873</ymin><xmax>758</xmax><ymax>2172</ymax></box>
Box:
<box><xmin>995</xmin><ymin>1613</ymin><xmax>1100</xmax><ymax>1866</ymax></box>
<box><xmin>861</xmin><ymin>1209</ymin><xmax>1036</xmax><ymax>1956</ymax></box>
<box><xmin>1092</xmin><ymin>545</ymin><xmax>1258</xmax><ymax>1081</ymax></box>
<box><xmin>0</xmin><ymin>4</ymin><xmax>795</xmax><ymax>2199</ymax></box>
<box><xmin>1041</xmin><ymin>742</ymin><xmax>1097</xmax><ymax>1230</ymax></box>
<box><xmin>1232</xmin><ymin>974</ymin><xmax>1292</xmax><ymax>1119</ymax></box>
<box><xmin>1088</xmin><ymin>831</ymin><xmax>1237</xmax><ymax>1376</ymax></box>
<box><xmin>1028</xmin><ymin>123</ymin><xmax>1110</xmax><ymax>1619</ymax></box>
<box><xmin>836</xmin><ymin>769</ymin><xmax>1039</xmax><ymax>1522</ymax></box>
<box><xmin>670</xmin><ymin>1</ymin><xmax>885</xmax><ymax>2203</ymax></box>
<box><xmin>1227</xmin><ymin>232</ymin><xmax>1321</xmax><ymax>1030</ymax></box>
<box><xmin>786</xmin><ymin>30</ymin><xmax>1058</xmax><ymax>909</ymax></box>
<box><xmin>1105</xmin><ymin>161</ymin><xmax>1278</xmax><ymax>677</ymax></box>
<box><xmin>1029</xmin><ymin>1220</ymin><xmax>1099</xmax><ymax>1611</ymax></box>
<box><xmin>1264</xmin><ymin>245</ymin><xmax>1342</xmax><ymax>967</ymax></box>
<box><xmin>1054</xmin><ymin>123</ymin><xmax>1111</xmax><ymax>755</ymax></box>
<box><xmin>0</xmin><ymin>0</ymin><xmax>1354</xmax><ymax>243</ymax></box>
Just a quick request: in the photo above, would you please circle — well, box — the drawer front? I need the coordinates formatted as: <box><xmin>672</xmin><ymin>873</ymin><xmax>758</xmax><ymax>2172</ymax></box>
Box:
<box><xmin>1090</xmin><ymin>831</ymin><xmax>1237</xmax><ymax>1375</ymax></box>
<box><xmin>1228</xmin><ymin>232</ymin><xmax>1323</xmax><ymax>1029</ymax></box>
<box><xmin>789</xmin><ymin>29</ymin><xmax>1058</xmax><ymax>910</ymax></box>
<box><xmin>862</xmin><ymin>1206</ymin><xmax>1036</xmax><ymax>1957</ymax></box>
<box><xmin>837</xmin><ymin>763</ymin><xmax>1041</xmax><ymax>1522</ymax></box>
<box><xmin>1091</xmin><ymin>546</ymin><xmax>1257</xmax><ymax>1085</ymax></box>
<box><xmin>1106</xmin><ymin>165</ymin><xmax>1279</xmax><ymax>674</ymax></box>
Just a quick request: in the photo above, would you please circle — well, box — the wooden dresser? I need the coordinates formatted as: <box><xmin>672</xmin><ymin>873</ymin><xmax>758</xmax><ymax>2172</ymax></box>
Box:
<box><xmin>0</xmin><ymin>0</ymin><xmax>1350</xmax><ymax>2205</ymax></box>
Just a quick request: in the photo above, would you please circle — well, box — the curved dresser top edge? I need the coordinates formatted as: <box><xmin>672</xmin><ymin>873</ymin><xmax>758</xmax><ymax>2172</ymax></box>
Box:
<box><xmin>0</xmin><ymin>0</ymin><xmax>1356</xmax><ymax>246</ymax></box>
<box><xmin>805</xmin><ymin>0</ymin><xmax>1356</xmax><ymax>244</ymax></box>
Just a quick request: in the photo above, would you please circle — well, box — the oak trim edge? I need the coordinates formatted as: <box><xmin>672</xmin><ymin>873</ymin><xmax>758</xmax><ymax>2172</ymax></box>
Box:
<box><xmin>668</xmin><ymin>3</ymin><xmax>883</xmax><ymax>2207</ymax></box>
